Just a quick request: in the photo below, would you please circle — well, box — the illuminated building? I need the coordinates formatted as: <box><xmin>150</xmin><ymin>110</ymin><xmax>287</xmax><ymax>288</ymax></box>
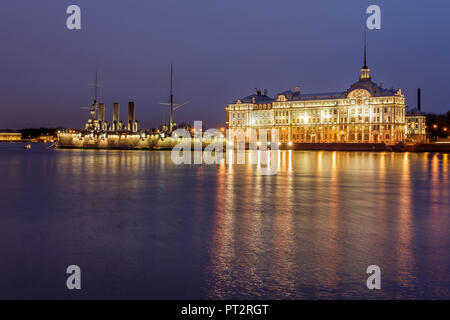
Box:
<box><xmin>38</xmin><ymin>135</ymin><xmax>56</xmax><ymax>143</ymax></box>
<box><xmin>226</xmin><ymin>48</ymin><xmax>408</xmax><ymax>145</ymax></box>
<box><xmin>405</xmin><ymin>89</ymin><xmax>426</xmax><ymax>143</ymax></box>
<box><xmin>405</xmin><ymin>109</ymin><xmax>426</xmax><ymax>143</ymax></box>
<box><xmin>0</xmin><ymin>132</ymin><xmax>22</xmax><ymax>141</ymax></box>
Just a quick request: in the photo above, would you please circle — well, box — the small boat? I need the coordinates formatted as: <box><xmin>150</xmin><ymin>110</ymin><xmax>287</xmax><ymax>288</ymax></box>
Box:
<box><xmin>24</xmin><ymin>143</ymin><xmax>31</xmax><ymax>149</ymax></box>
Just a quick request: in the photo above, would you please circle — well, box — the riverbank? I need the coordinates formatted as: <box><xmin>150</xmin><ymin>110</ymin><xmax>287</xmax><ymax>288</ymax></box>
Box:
<box><xmin>280</xmin><ymin>142</ymin><xmax>450</xmax><ymax>152</ymax></box>
<box><xmin>403</xmin><ymin>143</ymin><xmax>450</xmax><ymax>153</ymax></box>
<box><xmin>281</xmin><ymin>143</ymin><xmax>390</xmax><ymax>151</ymax></box>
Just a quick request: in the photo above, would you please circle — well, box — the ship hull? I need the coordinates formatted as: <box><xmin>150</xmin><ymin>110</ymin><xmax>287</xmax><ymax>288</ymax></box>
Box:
<box><xmin>56</xmin><ymin>132</ymin><xmax>224</xmax><ymax>150</ymax></box>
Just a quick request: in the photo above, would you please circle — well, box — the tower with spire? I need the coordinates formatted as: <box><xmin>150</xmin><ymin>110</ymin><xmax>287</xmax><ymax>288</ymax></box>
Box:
<box><xmin>360</xmin><ymin>32</ymin><xmax>371</xmax><ymax>81</ymax></box>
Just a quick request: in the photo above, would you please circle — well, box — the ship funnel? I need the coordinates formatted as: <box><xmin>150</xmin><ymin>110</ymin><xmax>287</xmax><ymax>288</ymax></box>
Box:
<box><xmin>99</xmin><ymin>103</ymin><xmax>105</xmax><ymax>123</ymax></box>
<box><xmin>418</xmin><ymin>88</ymin><xmax>421</xmax><ymax>111</ymax></box>
<box><xmin>128</xmin><ymin>101</ymin><xmax>135</xmax><ymax>132</ymax></box>
<box><xmin>113</xmin><ymin>102</ymin><xmax>120</xmax><ymax>131</ymax></box>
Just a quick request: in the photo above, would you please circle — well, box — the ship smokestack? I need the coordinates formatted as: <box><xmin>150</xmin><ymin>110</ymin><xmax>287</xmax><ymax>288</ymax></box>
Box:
<box><xmin>128</xmin><ymin>101</ymin><xmax>135</xmax><ymax>132</ymax></box>
<box><xmin>418</xmin><ymin>88</ymin><xmax>421</xmax><ymax>111</ymax></box>
<box><xmin>99</xmin><ymin>103</ymin><xmax>105</xmax><ymax>123</ymax></box>
<box><xmin>113</xmin><ymin>102</ymin><xmax>120</xmax><ymax>131</ymax></box>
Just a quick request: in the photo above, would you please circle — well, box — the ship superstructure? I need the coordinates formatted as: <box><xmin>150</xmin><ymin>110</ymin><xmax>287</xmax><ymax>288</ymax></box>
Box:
<box><xmin>57</xmin><ymin>69</ymin><xmax>216</xmax><ymax>150</ymax></box>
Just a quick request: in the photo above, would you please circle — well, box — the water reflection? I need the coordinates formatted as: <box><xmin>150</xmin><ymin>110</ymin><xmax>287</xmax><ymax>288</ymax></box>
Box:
<box><xmin>320</xmin><ymin>151</ymin><xmax>342</xmax><ymax>291</ymax></box>
<box><xmin>0</xmin><ymin>145</ymin><xmax>449</xmax><ymax>299</ymax></box>
<box><xmin>206</xmin><ymin>150</ymin><xmax>450</xmax><ymax>299</ymax></box>
<box><xmin>396</xmin><ymin>153</ymin><xmax>414</xmax><ymax>292</ymax></box>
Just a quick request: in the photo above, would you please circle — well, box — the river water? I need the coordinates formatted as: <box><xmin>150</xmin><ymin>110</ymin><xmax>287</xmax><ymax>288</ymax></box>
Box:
<box><xmin>0</xmin><ymin>143</ymin><xmax>448</xmax><ymax>299</ymax></box>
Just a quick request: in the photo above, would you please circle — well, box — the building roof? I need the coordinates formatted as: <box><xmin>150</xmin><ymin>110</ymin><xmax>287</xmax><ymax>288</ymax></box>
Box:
<box><xmin>406</xmin><ymin>108</ymin><xmax>425</xmax><ymax>116</ymax></box>
<box><xmin>346</xmin><ymin>78</ymin><xmax>400</xmax><ymax>97</ymax></box>
<box><xmin>283</xmin><ymin>91</ymin><xmax>346</xmax><ymax>101</ymax></box>
<box><xmin>231</xmin><ymin>77</ymin><xmax>401</xmax><ymax>105</ymax></box>
<box><xmin>233</xmin><ymin>93</ymin><xmax>274</xmax><ymax>104</ymax></box>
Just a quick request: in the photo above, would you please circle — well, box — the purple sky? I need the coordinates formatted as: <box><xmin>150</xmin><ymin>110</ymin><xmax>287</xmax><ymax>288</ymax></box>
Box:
<box><xmin>0</xmin><ymin>0</ymin><xmax>449</xmax><ymax>129</ymax></box>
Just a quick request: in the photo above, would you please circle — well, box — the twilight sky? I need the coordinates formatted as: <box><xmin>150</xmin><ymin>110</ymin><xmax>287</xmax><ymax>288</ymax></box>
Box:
<box><xmin>0</xmin><ymin>0</ymin><xmax>449</xmax><ymax>129</ymax></box>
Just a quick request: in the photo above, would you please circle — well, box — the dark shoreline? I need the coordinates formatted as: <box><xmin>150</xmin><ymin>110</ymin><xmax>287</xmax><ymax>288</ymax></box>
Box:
<box><xmin>280</xmin><ymin>142</ymin><xmax>450</xmax><ymax>153</ymax></box>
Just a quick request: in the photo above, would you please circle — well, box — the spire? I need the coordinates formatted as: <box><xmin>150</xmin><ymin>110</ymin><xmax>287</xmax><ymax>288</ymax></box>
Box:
<box><xmin>363</xmin><ymin>31</ymin><xmax>367</xmax><ymax>69</ymax></box>
<box><xmin>360</xmin><ymin>31</ymin><xmax>371</xmax><ymax>81</ymax></box>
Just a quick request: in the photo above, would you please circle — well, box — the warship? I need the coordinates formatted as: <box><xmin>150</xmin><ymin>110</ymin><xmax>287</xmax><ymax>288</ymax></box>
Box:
<box><xmin>57</xmin><ymin>65</ymin><xmax>221</xmax><ymax>150</ymax></box>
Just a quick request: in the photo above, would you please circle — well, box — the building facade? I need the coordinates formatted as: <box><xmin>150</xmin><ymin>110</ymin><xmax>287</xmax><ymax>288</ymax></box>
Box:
<box><xmin>0</xmin><ymin>132</ymin><xmax>22</xmax><ymax>141</ymax></box>
<box><xmin>405</xmin><ymin>108</ymin><xmax>427</xmax><ymax>143</ymax></box>
<box><xmin>226</xmin><ymin>57</ymin><xmax>408</xmax><ymax>145</ymax></box>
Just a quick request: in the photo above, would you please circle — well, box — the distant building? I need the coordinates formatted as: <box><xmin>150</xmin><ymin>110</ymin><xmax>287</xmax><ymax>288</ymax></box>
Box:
<box><xmin>226</xmin><ymin>48</ymin><xmax>409</xmax><ymax>145</ymax></box>
<box><xmin>38</xmin><ymin>135</ymin><xmax>56</xmax><ymax>143</ymax></box>
<box><xmin>0</xmin><ymin>132</ymin><xmax>22</xmax><ymax>142</ymax></box>
<box><xmin>405</xmin><ymin>108</ymin><xmax>427</xmax><ymax>143</ymax></box>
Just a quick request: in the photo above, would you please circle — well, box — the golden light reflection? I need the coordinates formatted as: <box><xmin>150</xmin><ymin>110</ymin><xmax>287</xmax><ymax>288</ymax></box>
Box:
<box><xmin>316</xmin><ymin>151</ymin><xmax>323</xmax><ymax>174</ymax></box>
<box><xmin>270</xmin><ymin>159</ymin><xmax>296</xmax><ymax>296</ymax></box>
<box><xmin>288</xmin><ymin>150</ymin><xmax>293</xmax><ymax>171</ymax></box>
<box><xmin>247</xmin><ymin>150</ymin><xmax>256</xmax><ymax>166</ymax></box>
<box><xmin>208</xmin><ymin>157</ymin><xmax>236</xmax><ymax>298</ymax></box>
<box><xmin>238</xmin><ymin>168</ymin><xmax>263</xmax><ymax>292</ymax></box>
<box><xmin>205</xmin><ymin>150</ymin><xmax>449</xmax><ymax>298</ymax></box>
<box><xmin>428</xmin><ymin>153</ymin><xmax>442</xmax><ymax>264</ymax></box>
<box><xmin>280</xmin><ymin>151</ymin><xmax>286</xmax><ymax>172</ymax></box>
<box><xmin>422</xmin><ymin>152</ymin><xmax>429</xmax><ymax>174</ymax></box>
<box><xmin>278</xmin><ymin>150</ymin><xmax>281</xmax><ymax>171</ymax></box>
<box><xmin>442</xmin><ymin>154</ymin><xmax>448</xmax><ymax>187</ymax></box>
<box><xmin>316</xmin><ymin>151</ymin><xmax>342</xmax><ymax>288</ymax></box>
<box><xmin>227</xmin><ymin>149</ymin><xmax>234</xmax><ymax>166</ymax></box>
<box><xmin>431</xmin><ymin>154</ymin><xmax>439</xmax><ymax>202</ymax></box>
<box><xmin>396</xmin><ymin>152</ymin><xmax>414</xmax><ymax>288</ymax></box>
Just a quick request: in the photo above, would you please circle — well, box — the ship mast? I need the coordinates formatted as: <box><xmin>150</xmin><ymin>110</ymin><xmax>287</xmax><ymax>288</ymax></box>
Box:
<box><xmin>170</xmin><ymin>61</ymin><xmax>174</xmax><ymax>133</ymax></box>
<box><xmin>88</xmin><ymin>71</ymin><xmax>103</xmax><ymax>120</ymax></box>
<box><xmin>160</xmin><ymin>61</ymin><xmax>189</xmax><ymax>134</ymax></box>
<box><xmin>94</xmin><ymin>71</ymin><xmax>98</xmax><ymax>104</ymax></box>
